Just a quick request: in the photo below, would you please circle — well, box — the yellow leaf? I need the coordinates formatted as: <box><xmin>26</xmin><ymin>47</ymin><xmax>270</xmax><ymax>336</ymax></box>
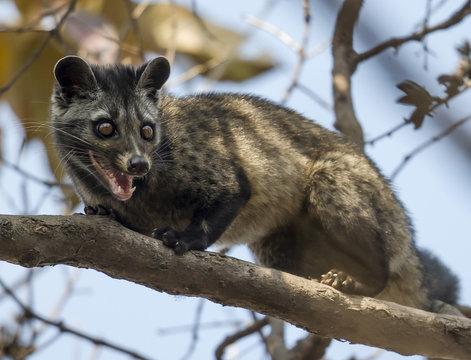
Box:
<box><xmin>13</xmin><ymin>0</ymin><xmax>45</xmax><ymax>25</ymax></box>
<box><xmin>136</xmin><ymin>3</ymin><xmax>275</xmax><ymax>81</ymax></box>
<box><xmin>0</xmin><ymin>31</ymin><xmax>67</xmax><ymax>184</ymax></box>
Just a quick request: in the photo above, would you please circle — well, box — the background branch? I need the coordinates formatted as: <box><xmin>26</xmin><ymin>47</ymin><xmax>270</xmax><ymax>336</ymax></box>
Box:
<box><xmin>391</xmin><ymin>114</ymin><xmax>471</xmax><ymax>179</ymax></box>
<box><xmin>0</xmin><ymin>214</ymin><xmax>470</xmax><ymax>359</ymax></box>
<box><xmin>0</xmin><ymin>278</ymin><xmax>153</xmax><ymax>360</ymax></box>
<box><xmin>0</xmin><ymin>0</ymin><xmax>78</xmax><ymax>96</ymax></box>
<box><xmin>357</xmin><ymin>0</ymin><xmax>471</xmax><ymax>62</ymax></box>
<box><xmin>331</xmin><ymin>0</ymin><xmax>364</xmax><ymax>147</ymax></box>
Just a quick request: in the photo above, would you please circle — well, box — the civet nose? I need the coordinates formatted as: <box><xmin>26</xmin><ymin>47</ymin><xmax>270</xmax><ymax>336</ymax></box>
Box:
<box><xmin>127</xmin><ymin>155</ymin><xmax>150</xmax><ymax>175</ymax></box>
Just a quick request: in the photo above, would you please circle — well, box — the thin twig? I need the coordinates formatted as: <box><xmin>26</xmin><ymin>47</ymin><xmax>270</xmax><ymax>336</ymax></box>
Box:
<box><xmin>215</xmin><ymin>317</ymin><xmax>269</xmax><ymax>360</ymax></box>
<box><xmin>31</xmin><ymin>187</ymin><xmax>55</xmax><ymax>214</ymax></box>
<box><xmin>282</xmin><ymin>0</ymin><xmax>311</xmax><ymax>103</ymax></box>
<box><xmin>0</xmin><ymin>2</ymin><xmax>69</xmax><ymax>33</ymax></box>
<box><xmin>191</xmin><ymin>0</ymin><xmax>219</xmax><ymax>42</ymax></box>
<box><xmin>367</xmin><ymin>79</ymin><xmax>471</xmax><ymax>145</ymax></box>
<box><xmin>156</xmin><ymin>320</ymin><xmax>244</xmax><ymax>335</ymax></box>
<box><xmin>165</xmin><ymin>57</ymin><xmax>229</xmax><ymax>87</ymax></box>
<box><xmin>296</xmin><ymin>82</ymin><xmax>333</xmax><ymax>111</ymax></box>
<box><xmin>244</xmin><ymin>14</ymin><xmax>300</xmax><ymax>52</ymax></box>
<box><xmin>34</xmin><ymin>269</ymin><xmax>80</xmax><ymax>336</ymax></box>
<box><xmin>1</xmin><ymin>158</ymin><xmax>65</xmax><ymax>188</ymax></box>
<box><xmin>164</xmin><ymin>0</ymin><xmax>179</xmax><ymax>66</ymax></box>
<box><xmin>0</xmin><ymin>28</ymin><xmax>49</xmax><ymax>34</ymax></box>
<box><xmin>357</xmin><ymin>0</ymin><xmax>471</xmax><ymax>62</ymax></box>
<box><xmin>0</xmin><ymin>278</ymin><xmax>155</xmax><ymax>360</ymax></box>
<box><xmin>0</xmin><ymin>270</ymin><xmax>42</xmax><ymax>302</ymax></box>
<box><xmin>265</xmin><ymin>317</ymin><xmax>288</xmax><ymax>359</ymax></box>
<box><xmin>391</xmin><ymin>114</ymin><xmax>471</xmax><ymax>180</ymax></box>
<box><xmin>123</xmin><ymin>0</ymin><xmax>145</xmax><ymax>62</ymax></box>
<box><xmin>250</xmin><ymin>312</ymin><xmax>268</xmax><ymax>350</ymax></box>
<box><xmin>0</xmin><ymin>0</ymin><xmax>78</xmax><ymax>97</ymax></box>
<box><xmin>419</xmin><ymin>0</ymin><xmax>433</xmax><ymax>71</ymax></box>
<box><xmin>180</xmin><ymin>299</ymin><xmax>205</xmax><ymax>360</ymax></box>
<box><xmin>366</xmin><ymin>122</ymin><xmax>408</xmax><ymax>145</ymax></box>
<box><xmin>288</xmin><ymin>333</ymin><xmax>330</xmax><ymax>360</ymax></box>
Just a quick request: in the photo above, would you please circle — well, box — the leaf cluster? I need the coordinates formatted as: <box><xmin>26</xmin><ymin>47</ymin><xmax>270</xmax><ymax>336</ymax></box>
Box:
<box><xmin>396</xmin><ymin>41</ymin><xmax>471</xmax><ymax>129</ymax></box>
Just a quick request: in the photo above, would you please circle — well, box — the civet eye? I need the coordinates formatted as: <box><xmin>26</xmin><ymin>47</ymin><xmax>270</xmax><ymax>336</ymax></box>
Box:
<box><xmin>141</xmin><ymin>125</ymin><xmax>154</xmax><ymax>140</ymax></box>
<box><xmin>97</xmin><ymin>121</ymin><xmax>115</xmax><ymax>137</ymax></box>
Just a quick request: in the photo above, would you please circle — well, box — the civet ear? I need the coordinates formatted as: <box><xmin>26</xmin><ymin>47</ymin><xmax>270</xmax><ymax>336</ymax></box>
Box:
<box><xmin>137</xmin><ymin>57</ymin><xmax>171</xmax><ymax>97</ymax></box>
<box><xmin>54</xmin><ymin>56</ymin><xmax>98</xmax><ymax>98</ymax></box>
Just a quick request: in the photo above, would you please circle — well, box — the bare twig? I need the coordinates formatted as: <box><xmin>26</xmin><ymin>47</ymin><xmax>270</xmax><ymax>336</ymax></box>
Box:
<box><xmin>31</xmin><ymin>187</ymin><xmax>55</xmax><ymax>214</ymax></box>
<box><xmin>244</xmin><ymin>14</ymin><xmax>300</xmax><ymax>52</ymax></box>
<box><xmin>0</xmin><ymin>2</ymin><xmax>69</xmax><ymax>33</ymax></box>
<box><xmin>296</xmin><ymin>82</ymin><xmax>333</xmax><ymax>111</ymax></box>
<box><xmin>164</xmin><ymin>0</ymin><xmax>179</xmax><ymax>66</ymax></box>
<box><xmin>357</xmin><ymin>0</ymin><xmax>471</xmax><ymax>63</ymax></box>
<box><xmin>180</xmin><ymin>299</ymin><xmax>205</xmax><ymax>360</ymax></box>
<box><xmin>367</xmin><ymin>77</ymin><xmax>471</xmax><ymax>145</ymax></box>
<box><xmin>123</xmin><ymin>0</ymin><xmax>146</xmax><ymax>62</ymax></box>
<box><xmin>0</xmin><ymin>278</ymin><xmax>154</xmax><ymax>360</ymax></box>
<box><xmin>0</xmin><ymin>28</ymin><xmax>49</xmax><ymax>34</ymax></box>
<box><xmin>282</xmin><ymin>0</ymin><xmax>311</xmax><ymax>103</ymax></box>
<box><xmin>264</xmin><ymin>318</ymin><xmax>330</xmax><ymax>360</ymax></box>
<box><xmin>156</xmin><ymin>320</ymin><xmax>244</xmax><ymax>335</ymax></box>
<box><xmin>34</xmin><ymin>268</ymin><xmax>80</xmax><ymax>337</ymax></box>
<box><xmin>0</xmin><ymin>0</ymin><xmax>78</xmax><ymax>97</ymax></box>
<box><xmin>165</xmin><ymin>57</ymin><xmax>229</xmax><ymax>87</ymax></box>
<box><xmin>266</xmin><ymin>318</ymin><xmax>287</xmax><ymax>359</ymax></box>
<box><xmin>0</xmin><ymin>270</ymin><xmax>41</xmax><ymax>303</ymax></box>
<box><xmin>1</xmin><ymin>158</ymin><xmax>63</xmax><ymax>188</ymax></box>
<box><xmin>190</xmin><ymin>0</ymin><xmax>219</xmax><ymax>42</ymax></box>
<box><xmin>420</xmin><ymin>0</ymin><xmax>433</xmax><ymax>70</ymax></box>
<box><xmin>391</xmin><ymin>114</ymin><xmax>471</xmax><ymax>180</ymax></box>
<box><xmin>249</xmin><ymin>311</ymin><xmax>268</xmax><ymax>350</ymax></box>
<box><xmin>288</xmin><ymin>333</ymin><xmax>330</xmax><ymax>360</ymax></box>
<box><xmin>366</xmin><ymin>122</ymin><xmax>408</xmax><ymax>145</ymax></box>
<box><xmin>215</xmin><ymin>317</ymin><xmax>269</xmax><ymax>360</ymax></box>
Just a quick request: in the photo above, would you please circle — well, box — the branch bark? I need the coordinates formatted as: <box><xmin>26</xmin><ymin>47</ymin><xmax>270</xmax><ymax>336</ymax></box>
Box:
<box><xmin>1</xmin><ymin>214</ymin><xmax>471</xmax><ymax>359</ymax></box>
<box><xmin>332</xmin><ymin>0</ymin><xmax>364</xmax><ymax>147</ymax></box>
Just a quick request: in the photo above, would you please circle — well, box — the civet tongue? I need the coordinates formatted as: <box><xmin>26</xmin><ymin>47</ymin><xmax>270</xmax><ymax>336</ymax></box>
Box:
<box><xmin>89</xmin><ymin>151</ymin><xmax>136</xmax><ymax>201</ymax></box>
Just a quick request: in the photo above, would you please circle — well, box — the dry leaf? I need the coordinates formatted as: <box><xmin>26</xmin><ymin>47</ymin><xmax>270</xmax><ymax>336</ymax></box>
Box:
<box><xmin>396</xmin><ymin>80</ymin><xmax>440</xmax><ymax>129</ymax></box>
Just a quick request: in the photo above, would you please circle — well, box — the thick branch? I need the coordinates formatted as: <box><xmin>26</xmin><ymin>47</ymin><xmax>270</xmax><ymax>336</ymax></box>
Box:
<box><xmin>0</xmin><ymin>214</ymin><xmax>471</xmax><ymax>359</ymax></box>
<box><xmin>332</xmin><ymin>0</ymin><xmax>364</xmax><ymax>147</ymax></box>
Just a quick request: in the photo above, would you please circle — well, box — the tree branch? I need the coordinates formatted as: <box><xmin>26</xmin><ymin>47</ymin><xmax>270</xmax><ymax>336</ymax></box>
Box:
<box><xmin>332</xmin><ymin>0</ymin><xmax>365</xmax><ymax>147</ymax></box>
<box><xmin>0</xmin><ymin>214</ymin><xmax>470</xmax><ymax>359</ymax></box>
<box><xmin>0</xmin><ymin>278</ymin><xmax>153</xmax><ymax>360</ymax></box>
<box><xmin>215</xmin><ymin>317</ymin><xmax>269</xmax><ymax>360</ymax></box>
<box><xmin>390</xmin><ymin>114</ymin><xmax>471</xmax><ymax>180</ymax></box>
<box><xmin>357</xmin><ymin>0</ymin><xmax>471</xmax><ymax>63</ymax></box>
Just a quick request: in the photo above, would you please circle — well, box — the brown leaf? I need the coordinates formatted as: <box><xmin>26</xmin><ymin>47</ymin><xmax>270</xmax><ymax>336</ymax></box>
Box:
<box><xmin>437</xmin><ymin>75</ymin><xmax>463</xmax><ymax>97</ymax></box>
<box><xmin>457</xmin><ymin>41</ymin><xmax>471</xmax><ymax>57</ymax></box>
<box><xmin>396</xmin><ymin>80</ymin><xmax>441</xmax><ymax>129</ymax></box>
<box><xmin>396</xmin><ymin>80</ymin><xmax>434</xmax><ymax>107</ymax></box>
